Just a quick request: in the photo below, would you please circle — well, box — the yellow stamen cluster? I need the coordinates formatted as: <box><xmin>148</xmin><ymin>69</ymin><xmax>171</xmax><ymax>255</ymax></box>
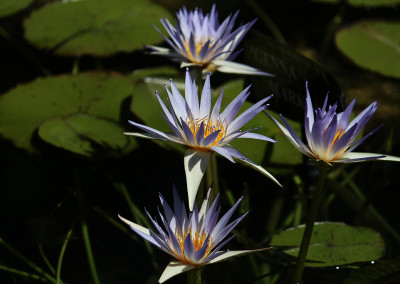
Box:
<box><xmin>315</xmin><ymin>128</ymin><xmax>347</xmax><ymax>162</ymax></box>
<box><xmin>171</xmin><ymin>228</ymin><xmax>213</xmax><ymax>264</ymax></box>
<box><xmin>184</xmin><ymin>39</ymin><xmax>214</xmax><ymax>64</ymax></box>
<box><xmin>185</xmin><ymin>116</ymin><xmax>227</xmax><ymax>148</ymax></box>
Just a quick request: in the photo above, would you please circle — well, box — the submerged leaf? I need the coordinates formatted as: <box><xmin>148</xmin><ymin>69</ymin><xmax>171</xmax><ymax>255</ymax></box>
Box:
<box><xmin>23</xmin><ymin>0</ymin><xmax>172</xmax><ymax>56</ymax></box>
<box><xmin>336</xmin><ymin>20</ymin><xmax>400</xmax><ymax>79</ymax></box>
<box><xmin>270</xmin><ymin>222</ymin><xmax>385</xmax><ymax>267</ymax></box>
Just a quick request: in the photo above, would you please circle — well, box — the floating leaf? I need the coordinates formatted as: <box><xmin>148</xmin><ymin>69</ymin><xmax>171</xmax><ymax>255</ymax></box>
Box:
<box><xmin>270</xmin><ymin>222</ymin><xmax>385</xmax><ymax>267</ymax></box>
<box><xmin>0</xmin><ymin>0</ymin><xmax>32</xmax><ymax>18</ymax></box>
<box><xmin>243</xmin><ymin>31</ymin><xmax>344</xmax><ymax>122</ymax></box>
<box><xmin>335</xmin><ymin>20</ymin><xmax>400</xmax><ymax>79</ymax></box>
<box><xmin>23</xmin><ymin>0</ymin><xmax>172</xmax><ymax>56</ymax></box>
<box><xmin>38</xmin><ymin>114</ymin><xmax>137</xmax><ymax>157</ymax></box>
<box><xmin>0</xmin><ymin>72</ymin><xmax>135</xmax><ymax>152</ymax></box>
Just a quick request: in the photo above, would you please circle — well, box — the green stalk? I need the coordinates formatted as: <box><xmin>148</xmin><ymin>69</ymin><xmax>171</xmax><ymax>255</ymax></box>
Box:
<box><xmin>56</xmin><ymin>222</ymin><xmax>75</xmax><ymax>284</ymax></box>
<box><xmin>75</xmin><ymin>172</ymin><xmax>101</xmax><ymax>284</ymax></box>
<box><xmin>195</xmin><ymin>268</ymin><xmax>202</xmax><ymax>284</ymax></box>
<box><xmin>0</xmin><ymin>238</ymin><xmax>57</xmax><ymax>283</ymax></box>
<box><xmin>0</xmin><ymin>265</ymin><xmax>48</xmax><ymax>282</ymax></box>
<box><xmin>292</xmin><ymin>167</ymin><xmax>328</xmax><ymax>283</ymax></box>
<box><xmin>38</xmin><ymin>245</ymin><xmax>56</xmax><ymax>276</ymax></box>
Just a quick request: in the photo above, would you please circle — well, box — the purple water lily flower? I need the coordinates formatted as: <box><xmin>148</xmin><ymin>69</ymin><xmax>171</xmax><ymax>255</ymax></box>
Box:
<box><xmin>265</xmin><ymin>83</ymin><xmax>400</xmax><ymax>165</ymax></box>
<box><xmin>148</xmin><ymin>4</ymin><xmax>272</xmax><ymax>76</ymax></box>
<box><xmin>125</xmin><ymin>69</ymin><xmax>281</xmax><ymax>210</ymax></box>
<box><xmin>119</xmin><ymin>187</ymin><xmax>267</xmax><ymax>283</ymax></box>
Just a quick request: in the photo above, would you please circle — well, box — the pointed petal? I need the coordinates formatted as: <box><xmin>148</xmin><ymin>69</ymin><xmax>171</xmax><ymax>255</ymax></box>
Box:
<box><xmin>237</xmin><ymin>132</ymin><xmax>276</xmax><ymax>143</ymax></box>
<box><xmin>212</xmin><ymin>60</ymin><xmax>274</xmax><ymax>76</ymax></box>
<box><xmin>264</xmin><ymin>111</ymin><xmax>313</xmax><ymax>157</ymax></box>
<box><xmin>158</xmin><ymin>262</ymin><xmax>197</xmax><ymax>283</ymax></box>
<box><xmin>337</xmin><ymin>152</ymin><xmax>400</xmax><ymax>163</ymax></box>
<box><xmin>199</xmin><ymin>73</ymin><xmax>212</xmax><ymax>117</ymax></box>
<box><xmin>332</xmin><ymin>152</ymin><xmax>386</xmax><ymax>163</ymax></box>
<box><xmin>126</xmin><ymin>121</ymin><xmax>178</xmax><ymax>142</ymax></box>
<box><xmin>208</xmin><ymin>248</ymin><xmax>271</xmax><ymax>264</ymax></box>
<box><xmin>118</xmin><ymin>215</ymin><xmax>149</xmax><ymax>235</ymax></box>
<box><xmin>236</xmin><ymin>152</ymin><xmax>282</xmax><ymax>187</ymax></box>
<box><xmin>184</xmin><ymin>149</ymin><xmax>212</xmax><ymax>211</ymax></box>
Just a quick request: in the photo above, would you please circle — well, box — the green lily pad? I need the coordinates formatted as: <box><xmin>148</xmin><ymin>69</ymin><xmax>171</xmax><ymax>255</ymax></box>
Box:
<box><xmin>0</xmin><ymin>72</ymin><xmax>135</xmax><ymax>152</ymax></box>
<box><xmin>38</xmin><ymin>114</ymin><xmax>136</xmax><ymax>157</ymax></box>
<box><xmin>0</xmin><ymin>0</ymin><xmax>32</xmax><ymax>18</ymax></box>
<box><xmin>335</xmin><ymin>20</ymin><xmax>400</xmax><ymax>79</ymax></box>
<box><xmin>270</xmin><ymin>222</ymin><xmax>385</xmax><ymax>267</ymax></box>
<box><xmin>23</xmin><ymin>0</ymin><xmax>172</xmax><ymax>56</ymax></box>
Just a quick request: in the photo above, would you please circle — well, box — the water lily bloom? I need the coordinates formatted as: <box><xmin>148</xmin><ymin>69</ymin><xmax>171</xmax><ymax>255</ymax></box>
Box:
<box><xmin>265</xmin><ymin>83</ymin><xmax>400</xmax><ymax>165</ymax></box>
<box><xmin>148</xmin><ymin>4</ymin><xmax>272</xmax><ymax>76</ymax></box>
<box><xmin>125</xmin><ymin>69</ymin><xmax>281</xmax><ymax>210</ymax></box>
<box><xmin>119</xmin><ymin>187</ymin><xmax>267</xmax><ymax>283</ymax></box>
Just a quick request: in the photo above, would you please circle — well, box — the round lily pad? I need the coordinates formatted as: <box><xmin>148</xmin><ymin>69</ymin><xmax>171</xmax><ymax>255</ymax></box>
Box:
<box><xmin>38</xmin><ymin>113</ymin><xmax>136</xmax><ymax>157</ymax></box>
<box><xmin>0</xmin><ymin>72</ymin><xmax>135</xmax><ymax>152</ymax></box>
<box><xmin>335</xmin><ymin>20</ymin><xmax>400</xmax><ymax>79</ymax></box>
<box><xmin>23</xmin><ymin>0</ymin><xmax>172</xmax><ymax>56</ymax></box>
<box><xmin>0</xmin><ymin>0</ymin><xmax>32</xmax><ymax>18</ymax></box>
<box><xmin>270</xmin><ymin>222</ymin><xmax>385</xmax><ymax>267</ymax></box>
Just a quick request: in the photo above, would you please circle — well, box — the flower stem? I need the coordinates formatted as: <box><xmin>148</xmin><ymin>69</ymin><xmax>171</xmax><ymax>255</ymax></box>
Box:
<box><xmin>75</xmin><ymin>171</ymin><xmax>101</xmax><ymax>284</ymax></box>
<box><xmin>292</xmin><ymin>167</ymin><xmax>328</xmax><ymax>283</ymax></box>
<box><xmin>195</xmin><ymin>268</ymin><xmax>202</xmax><ymax>284</ymax></box>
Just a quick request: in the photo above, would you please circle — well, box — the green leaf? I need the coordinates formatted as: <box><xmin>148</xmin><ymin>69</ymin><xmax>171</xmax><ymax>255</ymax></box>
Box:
<box><xmin>0</xmin><ymin>72</ymin><xmax>135</xmax><ymax>152</ymax></box>
<box><xmin>270</xmin><ymin>222</ymin><xmax>385</xmax><ymax>267</ymax></box>
<box><xmin>38</xmin><ymin>114</ymin><xmax>137</xmax><ymax>157</ymax></box>
<box><xmin>335</xmin><ymin>20</ymin><xmax>400</xmax><ymax>79</ymax></box>
<box><xmin>23</xmin><ymin>0</ymin><xmax>172</xmax><ymax>56</ymax></box>
<box><xmin>0</xmin><ymin>0</ymin><xmax>32</xmax><ymax>18</ymax></box>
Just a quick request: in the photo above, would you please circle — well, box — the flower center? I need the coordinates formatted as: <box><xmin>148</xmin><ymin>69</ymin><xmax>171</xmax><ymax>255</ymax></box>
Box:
<box><xmin>184</xmin><ymin>39</ymin><xmax>214</xmax><ymax>63</ymax></box>
<box><xmin>172</xmin><ymin>228</ymin><xmax>213</xmax><ymax>264</ymax></box>
<box><xmin>185</xmin><ymin>116</ymin><xmax>227</xmax><ymax>147</ymax></box>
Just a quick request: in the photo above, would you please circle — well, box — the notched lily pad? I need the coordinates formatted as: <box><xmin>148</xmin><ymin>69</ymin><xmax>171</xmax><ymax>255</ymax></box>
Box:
<box><xmin>0</xmin><ymin>0</ymin><xmax>32</xmax><ymax>18</ymax></box>
<box><xmin>23</xmin><ymin>0</ymin><xmax>172</xmax><ymax>56</ymax></box>
<box><xmin>38</xmin><ymin>114</ymin><xmax>136</xmax><ymax>157</ymax></box>
<box><xmin>0</xmin><ymin>72</ymin><xmax>135</xmax><ymax>152</ymax></box>
<box><xmin>270</xmin><ymin>222</ymin><xmax>385</xmax><ymax>267</ymax></box>
<box><xmin>336</xmin><ymin>20</ymin><xmax>400</xmax><ymax>79</ymax></box>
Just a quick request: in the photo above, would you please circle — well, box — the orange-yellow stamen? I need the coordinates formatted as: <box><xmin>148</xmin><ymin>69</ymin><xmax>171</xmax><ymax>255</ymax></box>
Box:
<box><xmin>185</xmin><ymin>116</ymin><xmax>227</xmax><ymax>147</ymax></box>
<box><xmin>171</xmin><ymin>228</ymin><xmax>213</xmax><ymax>264</ymax></box>
<box><xmin>184</xmin><ymin>39</ymin><xmax>214</xmax><ymax>63</ymax></box>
